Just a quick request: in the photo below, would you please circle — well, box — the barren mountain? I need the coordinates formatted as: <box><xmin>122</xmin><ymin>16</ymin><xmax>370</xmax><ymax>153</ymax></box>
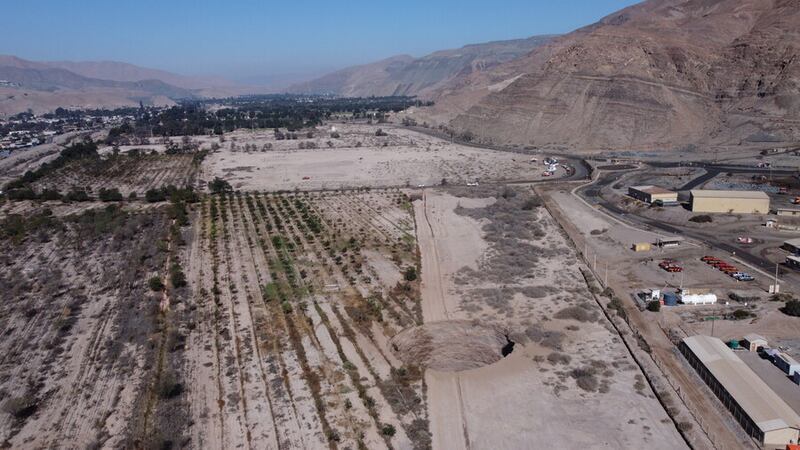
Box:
<box><xmin>436</xmin><ymin>0</ymin><xmax>800</xmax><ymax>152</ymax></box>
<box><xmin>44</xmin><ymin>60</ymin><xmax>231</xmax><ymax>90</ymax></box>
<box><xmin>287</xmin><ymin>36</ymin><xmax>555</xmax><ymax>97</ymax></box>
<box><xmin>0</xmin><ymin>55</ymin><xmax>198</xmax><ymax>115</ymax></box>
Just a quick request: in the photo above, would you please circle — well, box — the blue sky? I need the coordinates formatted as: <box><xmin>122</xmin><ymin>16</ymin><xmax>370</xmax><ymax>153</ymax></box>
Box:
<box><xmin>1</xmin><ymin>0</ymin><xmax>640</xmax><ymax>80</ymax></box>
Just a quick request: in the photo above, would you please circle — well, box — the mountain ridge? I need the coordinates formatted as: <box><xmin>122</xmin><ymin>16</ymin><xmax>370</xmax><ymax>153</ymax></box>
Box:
<box><xmin>287</xmin><ymin>35</ymin><xmax>556</xmax><ymax>97</ymax></box>
<box><xmin>433</xmin><ymin>0</ymin><xmax>800</xmax><ymax>151</ymax></box>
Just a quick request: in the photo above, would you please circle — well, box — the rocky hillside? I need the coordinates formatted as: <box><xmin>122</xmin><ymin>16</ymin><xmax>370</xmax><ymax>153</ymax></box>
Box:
<box><xmin>440</xmin><ymin>0</ymin><xmax>800</xmax><ymax>152</ymax></box>
<box><xmin>287</xmin><ymin>35</ymin><xmax>555</xmax><ymax>97</ymax></box>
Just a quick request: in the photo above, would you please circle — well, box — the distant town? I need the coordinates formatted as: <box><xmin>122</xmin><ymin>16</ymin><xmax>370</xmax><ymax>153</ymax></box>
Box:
<box><xmin>0</xmin><ymin>107</ymin><xmax>140</xmax><ymax>154</ymax></box>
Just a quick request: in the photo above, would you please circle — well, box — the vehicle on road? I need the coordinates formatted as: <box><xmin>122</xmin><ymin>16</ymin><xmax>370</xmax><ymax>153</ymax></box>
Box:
<box><xmin>737</xmin><ymin>236</ymin><xmax>753</xmax><ymax>244</ymax></box>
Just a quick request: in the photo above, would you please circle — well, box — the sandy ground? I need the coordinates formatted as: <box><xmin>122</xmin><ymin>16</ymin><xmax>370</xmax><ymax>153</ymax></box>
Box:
<box><xmin>542</xmin><ymin>184</ymin><xmax>760</xmax><ymax>449</ymax></box>
<box><xmin>413</xmin><ymin>189</ymin><xmax>686</xmax><ymax>449</ymax></box>
<box><xmin>201</xmin><ymin>124</ymin><xmax>548</xmax><ymax>191</ymax></box>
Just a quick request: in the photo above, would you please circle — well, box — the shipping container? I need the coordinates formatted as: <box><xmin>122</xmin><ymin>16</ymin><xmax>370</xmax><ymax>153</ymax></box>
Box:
<box><xmin>633</xmin><ymin>242</ymin><xmax>651</xmax><ymax>252</ymax></box>
<box><xmin>663</xmin><ymin>292</ymin><xmax>678</xmax><ymax>306</ymax></box>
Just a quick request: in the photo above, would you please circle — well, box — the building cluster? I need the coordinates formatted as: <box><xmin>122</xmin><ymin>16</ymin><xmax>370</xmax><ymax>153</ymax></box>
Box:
<box><xmin>0</xmin><ymin>113</ymin><xmax>135</xmax><ymax>153</ymax></box>
<box><xmin>627</xmin><ymin>184</ymin><xmax>772</xmax><ymax>214</ymax></box>
<box><xmin>681</xmin><ymin>335</ymin><xmax>800</xmax><ymax>448</ymax></box>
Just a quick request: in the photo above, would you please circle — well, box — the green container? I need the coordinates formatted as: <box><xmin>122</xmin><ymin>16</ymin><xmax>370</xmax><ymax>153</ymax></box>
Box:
<box><xmin>728</xmin><ymin>340</ymin><xmax>740</xmax><ymax>349</ymax></box>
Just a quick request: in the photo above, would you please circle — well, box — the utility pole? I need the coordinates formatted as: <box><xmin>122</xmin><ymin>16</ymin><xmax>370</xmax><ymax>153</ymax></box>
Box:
<box><xmin>774</xmin><ymin>262</ymin><xmax>780</xmax><ymax>294</ymax></box>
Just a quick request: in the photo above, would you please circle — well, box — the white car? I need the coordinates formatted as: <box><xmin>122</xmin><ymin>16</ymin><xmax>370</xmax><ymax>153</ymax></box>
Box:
<box><xmin>466</xmin><ymin>181</ymin><xmax>479</xmax><ymax>187</ymax></box>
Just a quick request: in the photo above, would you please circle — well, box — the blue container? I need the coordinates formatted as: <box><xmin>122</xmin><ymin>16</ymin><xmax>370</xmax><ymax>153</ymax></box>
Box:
<box><xmin>663</xmin><ymin>293</ymin><xmax>678</xmax><ymax>306</ymax></box>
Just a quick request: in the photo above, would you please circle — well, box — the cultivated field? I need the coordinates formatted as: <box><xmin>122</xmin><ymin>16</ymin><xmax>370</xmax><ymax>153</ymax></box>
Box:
<box><xmin>29</xmin><ymin>153</ymin><xmax>201</xmax><ymax>197</ymax></box>
<box><xmin>0</xmin><ymin>204</ymin><xmax>186</xmax><ymax>448</ymax></box>
<box><xmin>182</xmin><ymin>189</ymin><xmax>431</xmax><ymax>449</ymax></box>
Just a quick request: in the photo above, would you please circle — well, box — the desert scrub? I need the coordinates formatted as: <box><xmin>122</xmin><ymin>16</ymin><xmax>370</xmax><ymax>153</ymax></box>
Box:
<box><xmin>148</xmin><ymin>276</ymin><xmax>165</xmax><ymax>292</ymax></box>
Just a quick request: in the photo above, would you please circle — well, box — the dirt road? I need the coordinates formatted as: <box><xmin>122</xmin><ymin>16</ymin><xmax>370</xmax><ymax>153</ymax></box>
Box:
<box><xmin>416</xmin><ymin>191</ymin><xmax>472</xmax><ymax>450</ymax></box>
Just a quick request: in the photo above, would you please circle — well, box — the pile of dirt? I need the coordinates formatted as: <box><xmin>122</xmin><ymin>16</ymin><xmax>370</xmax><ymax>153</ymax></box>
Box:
<box><xmin>390</xmin><ymin>320</ymin><xmax>512</xmax><ymax>372</ymax></box>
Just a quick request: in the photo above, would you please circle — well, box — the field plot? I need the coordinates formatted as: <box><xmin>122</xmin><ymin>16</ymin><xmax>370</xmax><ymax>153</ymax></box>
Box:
<box><xmin>30</xmin><ymin>153</ymin><xmax>200</xmax><ymax>197</ymax></box>
<box><xmin>203</xmin><ymin>124</ymin><xmax>545</xmax><ymax>191</ymax></box>
<box><xmin>0</xmin><ymin>203</ymin><xmax>195</xmax><ymax>449</ymax></box>
<box><xmin>183</xmin><ymin>189</ymin><xmax>431</xmax><ymax>449</ymax></box>
<box><xmin>411</xmin><ymin>187</ymin><xmax>685</xmax><ymax>449</ymax></box>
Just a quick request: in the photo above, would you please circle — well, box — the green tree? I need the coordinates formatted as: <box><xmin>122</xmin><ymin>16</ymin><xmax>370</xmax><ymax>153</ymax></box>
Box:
<box><xmin>781</xmin><ymin>300</ymin><xmax>800</xmax><ymax>317</ymax></box>
<box><xmin>148</xmin><ymin>276</ymin><xmax>164</xmax><ymax>291</ymax></box>
<box><xmin>98</xmin><ymin>187</ymin><xmax>123</xmax><ymax>202</ymax></box>
<box><xmin>208</xmin><ymin>177</ymin><xmax>232</xmax><ymax>194</ymax></box>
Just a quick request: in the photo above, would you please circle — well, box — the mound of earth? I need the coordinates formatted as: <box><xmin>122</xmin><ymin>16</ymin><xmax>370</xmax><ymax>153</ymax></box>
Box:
<box><xmin>390</xmin><ymin>320</ymin><xmax>513</xmax><ymax>372</ymax></box>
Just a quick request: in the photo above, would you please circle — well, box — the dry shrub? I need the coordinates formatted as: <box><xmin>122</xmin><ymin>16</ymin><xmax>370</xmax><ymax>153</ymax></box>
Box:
<box><xmin>524</xmin><ymin>324</ymin><xmax>564</xmax><ymax>350</ymax></box>
<box><xmin>546</xmin><ymin>352</ymin><xmax>571</xmax><ymax>365</ymax></box>
<box><xmin>554</xmin><ymin>305</ymin><xmax>598</xmax><ymax>323</ymax></box>
<box><xmin>570</xmin><ymin>366</ymin><xmax>599</xmax><ymax>392</ymax></box>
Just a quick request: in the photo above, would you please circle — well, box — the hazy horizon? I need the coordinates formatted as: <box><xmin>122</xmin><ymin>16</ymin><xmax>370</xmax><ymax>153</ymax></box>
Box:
<box><xmin>1</xmin><ymin>0</ymin><xmax>640</xmax><ymax>85</ymax></box>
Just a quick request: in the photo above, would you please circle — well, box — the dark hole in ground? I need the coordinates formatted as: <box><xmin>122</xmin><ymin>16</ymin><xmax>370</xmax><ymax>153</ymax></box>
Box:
<box><xmin>501</xmin><ymin>335</ymin><xmax>515</xmax><ymax>357</ymax></box>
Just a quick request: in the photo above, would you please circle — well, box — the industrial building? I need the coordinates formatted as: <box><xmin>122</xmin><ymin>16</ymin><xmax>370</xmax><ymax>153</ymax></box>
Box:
<box><xmin>743</xmin><ymin>334</ymin><xmax>768</xmax><ymax>352</ymax></box>
<box><xmin>774</xmin><ymin>352</ymin><xmax>800</xmax><ymax>377</ymax></box>
<box><xmin>776</xmin><ymin>208</ymin><xmax>800</xmax><ymax>217</ymax></box>
<box><xmin>680</xmin><ymin>335</ymin><xmax>800</xmax><ymax>448</ymax></box>
<box><xmin>690</xmin><ymin>190</ymin><xmax>770</xmax><ymax>214</ymax></box>
<box><xmin>628</xmin><ymin>185</ymin><xmax>678</xmax><ymax>204</ymax></box>
<box><xmin>784</xmin><ymin>238</ymin><xmax>800</xmax><ymax>255</ymax></box>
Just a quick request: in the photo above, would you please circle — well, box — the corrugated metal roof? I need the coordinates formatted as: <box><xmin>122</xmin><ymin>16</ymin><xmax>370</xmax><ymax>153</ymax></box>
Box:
<box><xmin>683</xmin><ymin>335</ymin><xmax>800</xmax><ymax>433</ymax></box>
<box><xmin>777</xmin><ymin>352</ymin><xmax>800</xmax><ymax>367</ymax></box>
<box><xmin>630</xmin><ymin>185</ymin><xmax>676</xmax><ymax>195</ymax></box>
<box><xmin>743</xmin><ymin>333</ymin><xmax>767</xmax><ymax>343</ymax></box>
<box><xmin>690</xmin><ymin>189</ymin><xmax>770</xmax><ymax>200</ymax></box>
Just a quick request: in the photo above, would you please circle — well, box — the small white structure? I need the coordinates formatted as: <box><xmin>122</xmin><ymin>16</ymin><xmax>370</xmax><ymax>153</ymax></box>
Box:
<box><xmin>742</xmin><ymin>334</ymin><xmax>768</xmax><ymax>352</ymax></box>
<box><xmin>680</xmin><ymin>290</ymin><xmax>717</xmax><ymax>305</ymax></box>
<box><xmin>773</xmin><ymin>352</ymin><xmax>800</xmax><ymax>376</ymax></box>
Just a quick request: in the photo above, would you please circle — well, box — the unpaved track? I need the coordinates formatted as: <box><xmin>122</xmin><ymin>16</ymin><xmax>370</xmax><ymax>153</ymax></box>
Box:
<box><xmin>416</xmin><ymin>191</ymin><xmax>471</xmax><ymax>450</ymax></box>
